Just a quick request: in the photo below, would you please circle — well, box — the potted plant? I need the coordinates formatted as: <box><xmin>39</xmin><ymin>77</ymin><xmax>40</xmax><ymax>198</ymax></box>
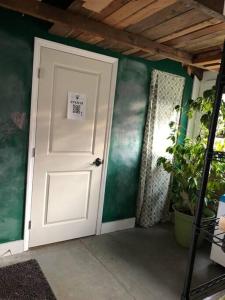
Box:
<box><xmin>157</xmin><ymin>86</ymin><xmax>225</xmax><ymax>247</ymax></box>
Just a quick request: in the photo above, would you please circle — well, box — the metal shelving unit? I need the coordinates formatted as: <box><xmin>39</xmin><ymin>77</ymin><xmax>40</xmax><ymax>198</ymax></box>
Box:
<box><xmin>181</xmin><ymin>41</ymin><xmax>225</xmax><ymax>300</ymax></box>
<box><xmin>190</xmin><ymin>273</ymin><xmax>225</xmax><ymax>299</ymax></box>
<box><xmin>200</xmin><ymin>217</ymin><xmax>225</xmax><ymax>249</ymax></box>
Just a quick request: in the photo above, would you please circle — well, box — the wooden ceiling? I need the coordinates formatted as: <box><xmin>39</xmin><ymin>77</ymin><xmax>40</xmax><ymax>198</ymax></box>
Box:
<box><xmin>1</xmin><ymin>0</ymin><xmax>225</xmax><ymax>73</ymax></box>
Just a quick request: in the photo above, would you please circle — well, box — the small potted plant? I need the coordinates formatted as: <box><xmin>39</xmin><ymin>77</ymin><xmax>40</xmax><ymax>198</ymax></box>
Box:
<box><xmin>157</xmin><ymin>86</ymin><xmax>225</xmax><ymax>247</ymax></box>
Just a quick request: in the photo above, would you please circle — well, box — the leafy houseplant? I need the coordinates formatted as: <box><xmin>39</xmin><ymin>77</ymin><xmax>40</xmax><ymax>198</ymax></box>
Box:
<box><xmin>157</xmin><ymin>86</ymin><xmax>225</xmax><ymax>247</ymax></box>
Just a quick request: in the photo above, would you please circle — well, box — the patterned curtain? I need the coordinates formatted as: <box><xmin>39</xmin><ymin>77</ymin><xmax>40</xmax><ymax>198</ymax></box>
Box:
<box><xmin>137</xmin><ymin>69</ymin><xmax>185</xmax><ymax>227</ymax></box>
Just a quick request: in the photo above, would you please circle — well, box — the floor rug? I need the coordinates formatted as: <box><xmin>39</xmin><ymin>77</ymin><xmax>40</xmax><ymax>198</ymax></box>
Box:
<box><xmin>0</xmin><ymin>259</ymin><xmax>56</xmax><ymax>299</ymax></box>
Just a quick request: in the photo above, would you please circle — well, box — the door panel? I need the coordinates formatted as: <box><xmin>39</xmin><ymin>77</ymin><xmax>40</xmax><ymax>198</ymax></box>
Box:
<box><xmin>29</xmin><ymin>45</ymin><xmax>116</xmax><ymax>247</ymax></box>
<box><xmin>49</xmin><ymin>65</ymin><xmax>100</xmax><ymax>153</ymax></box>
<box><xmin>45</xmin><ymin>171</ymin><xmax>91</xmax><ymax>224</ymax></box>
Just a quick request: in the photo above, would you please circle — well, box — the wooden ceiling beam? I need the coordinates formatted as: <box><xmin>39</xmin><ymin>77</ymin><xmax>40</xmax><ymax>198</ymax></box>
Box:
<box><xmin>186</xmin><ymin>65</ymin><xmax>203</xmax><ymax>80</ymax></box>
<box><xmin>0</xmin><ymin>0</ymin><xmax>192</xmax><ymax>64</ymax></box>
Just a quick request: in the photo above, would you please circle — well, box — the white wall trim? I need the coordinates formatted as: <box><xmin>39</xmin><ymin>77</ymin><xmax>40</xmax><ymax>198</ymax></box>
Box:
<box><xmin>24</xmin><ymin>37</ymin><xmax>118</xmax><ymax>250</ymax></box>
<box><xmin>101</xmin><ymin>218</ymin><xmax>136</xmax><ymax>234</ymax></box>
<box><xmin>0</xmin><ymin>240</ymin><xmax>24</xmax><ymax>257</ymax></box>
<box><xmin>186</xmin><ymin>75</ymin><xmax>201</xmax><ymax>138</ymax></box>
<box><xmin>187</xmin><ymin>72</ymin><xmax>218</xmax><ymax>139</ymax></box>
<box><xmin>95</xmin><ymin>53</ymin><xmax>118</xmax><ymax>235</ymax></box>
<box><xmin>23</xmin><ymin>38</ymin><xmax>41</xmax><ymax>252</ymax></box>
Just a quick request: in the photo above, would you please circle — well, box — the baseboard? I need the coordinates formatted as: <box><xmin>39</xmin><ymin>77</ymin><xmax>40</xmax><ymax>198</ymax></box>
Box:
<box><xmin>101</xmin><ymin>218</ymin><xmax>136</xmax><ymax>234</ymax></box>
<box><xmin>0</xmin><ymin>240</ymin><xmax>24</xmax><ymax>257</ymax></box>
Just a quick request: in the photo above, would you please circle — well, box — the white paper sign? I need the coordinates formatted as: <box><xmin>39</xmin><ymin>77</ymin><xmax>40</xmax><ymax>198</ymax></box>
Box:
<box><xmin>67</xmin><ymin>92</ymin><xmax>87</xmax><ymax>120</ymax></box>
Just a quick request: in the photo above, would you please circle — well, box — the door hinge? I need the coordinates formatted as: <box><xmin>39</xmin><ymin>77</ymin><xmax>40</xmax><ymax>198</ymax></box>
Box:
<box><xmin>28</xmin><ymin>220</ymin><xmax>31</xmax><ymax>230</ymax></box>
<box><xmin>32</xmin><ymin>147</ymin><xmax>35</xmax><ymax>157</ymax></box>
<box><xmin>38</xmin><ymin>67</ymin><xmax>41</xmax><ymax>78</ymax></box>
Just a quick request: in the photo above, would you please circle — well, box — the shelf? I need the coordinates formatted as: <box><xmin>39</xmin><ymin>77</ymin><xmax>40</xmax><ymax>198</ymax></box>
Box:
<box><xmin>181</xmin><ymin>42</ymin><xmax>225</xmax><ymax>300</ymax></box>
<box><xmin>187</xmin><ymin>218</ymin><xmax>225</xmax><ymax>299</ymax></box>
<box><xmin>190</xmin><ymin>274</ymin><xmax>225</xmax><ymax>299</ymax></box>
<box><xmin>198</xmin><ymin>217</ymin><xmax>225</xmax><ymax>251</ymax></box>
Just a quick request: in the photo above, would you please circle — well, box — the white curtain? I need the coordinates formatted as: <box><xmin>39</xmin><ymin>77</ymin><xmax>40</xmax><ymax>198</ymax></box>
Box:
<box><xmin>137</xmin><ymin>69</ymin><xmax>185</xmax><ymax>227</ymax></box>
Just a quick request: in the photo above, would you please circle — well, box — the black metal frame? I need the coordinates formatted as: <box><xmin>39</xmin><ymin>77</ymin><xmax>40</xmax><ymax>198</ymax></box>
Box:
<box><xmin>181</xmin><ymin>41</ymin><xmax>225</xmax><ymax>300</ymax></box>
<box><xmin>200</xmin><ymin>217</ymin><xmax>225</xmax><ymax>249</ymax></box>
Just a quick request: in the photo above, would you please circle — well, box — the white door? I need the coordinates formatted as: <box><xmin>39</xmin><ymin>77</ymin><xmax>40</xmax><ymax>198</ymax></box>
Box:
<box><xmin>29</xmin><ymin>39</ymin><xmax>117</xmax><ymax>247</ymax></box>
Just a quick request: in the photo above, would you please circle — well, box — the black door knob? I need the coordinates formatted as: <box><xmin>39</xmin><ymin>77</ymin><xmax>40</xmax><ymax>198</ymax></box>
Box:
<box><xmin>92</xmin><ymin>158</ymin><xmax>103</xmax><ymax>167</ymax></box>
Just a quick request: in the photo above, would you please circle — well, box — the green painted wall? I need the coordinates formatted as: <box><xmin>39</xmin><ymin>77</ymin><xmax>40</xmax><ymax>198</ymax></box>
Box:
<box><xmin>103</xmin><ymin>59</ymin><xmax>192</xmax><ymax>222</ymax></box>
<box><xmin>0</xmin><ymin>8</ymin><xmax>193</xmax><ymax>242</ymax></box>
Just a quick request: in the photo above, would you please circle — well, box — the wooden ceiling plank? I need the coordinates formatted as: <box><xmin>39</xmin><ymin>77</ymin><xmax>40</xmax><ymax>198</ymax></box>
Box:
<box><xmin>175</xmin><ymin>28</ymin><xmax>225</xmax><ymax>52</ymax></box>
<box><xmin>63</xmin><ymin>0</ymin><xmax>135</xmax><ymax>23</ymax></box>
<box><xmin>82</xmin><ymin>0</ymin><xmax>115</xmax><ymax>13</ymax></box>
<box><xmin>157</xmin><ymin>19</ymin><xmax>220</xmax><ymax>44</ymax></box>
<box><xmin>94</xmin><ymin>0</ymin><xmax>131</xmax><ymax>20</ymax></box>
<box><xmin>205</xmin><ymin>63</ymin><xmax>221</xmax><ymax>70</ymax></box>
<box><xmin>192</xmin><ymin>49</ymin><xmax>222</xmax><ymax>65</ymax></box>
<box><xmin>177</xmin><ymin>0</ymin><xmax>225</xmax><ymax>22</ymax></box>
<box><xmin>194</xmin><ymin>59</ymin><xmax>221</xmax><ymax>67</ymax></box>
<box><xmin>193</xmin><ymin>45</ymin><xmax>223</xmax><ymax>54</ymax></box>
<box><xmin>52</xmin><ymin>0</ymin><xmax>132</xmax><ymax>23</ymax></box>
<box><xmin>142</xmin><ymin>9</ymin><xmax>211</xmax><ymax>41</ymax></box>
<box><xmin>115</xmin><ymin>0</ymin><xmax>177</xmax><ymax>29</ymax></box>
<box><xmin>164</xmin><ymin>20</ymin><xmax>225</xmax><ymax>47</ymax></box>
<box><xmin>202</xmin><ymin>60</ymin><xmax>221</xmax><ymax>66</ymax></box>
<box><xmin>126</xmin><ymin>2</ymin><xmax>192</xmax><ymax>34</ymax></box>
<box><xmin>103</xmin><ymin>0</ymin><xmax>155</xmax><ymax>27</ymax></box>
<box><xmin>183</xmin><ymin>35</ymin><xmax>225</xmax><ymax>53</ymax></box>
<box><xmin>195</xmin><ymin>0</ymin><xmax>225</xmax><ymax>14</ymax></box>
<box><xmin>0</xmin><ymin>0</ymin><xmax>192</xmax><ymax>64</ymax></box>
<box><xmin>182</xmin><ymin>30</ymin><xmax>225</xmax><ymax>50</ymax></box>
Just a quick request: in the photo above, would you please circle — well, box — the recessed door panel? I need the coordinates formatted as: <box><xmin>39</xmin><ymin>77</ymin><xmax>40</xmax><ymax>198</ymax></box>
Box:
<box><xmin>49</xmin><ymin>65</ymin><xmax>100</xmax><ymax>154</ymax></box>
<box><xmin>45</xmin><ymin>171</ymin><xmax>91</xmax><ymax>224</ymax></box>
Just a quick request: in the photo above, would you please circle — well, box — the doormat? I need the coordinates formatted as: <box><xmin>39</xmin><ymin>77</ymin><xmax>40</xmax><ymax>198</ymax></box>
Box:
<box><xmin>0</xmin><ymin>259</ymin><xmax>56</xmax><ymax>299</ymax></box>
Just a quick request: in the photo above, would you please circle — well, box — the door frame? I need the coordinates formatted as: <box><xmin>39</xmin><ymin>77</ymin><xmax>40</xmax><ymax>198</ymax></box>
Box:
<box><xmin>24</xmin><ymin>37</ymin><xmax>118</xmax><ymax>251</ymax></box>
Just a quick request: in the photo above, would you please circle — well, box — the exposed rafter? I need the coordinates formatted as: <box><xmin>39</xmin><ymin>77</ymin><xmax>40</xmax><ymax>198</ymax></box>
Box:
<box><xmin>0</xmin><ymin>0</ymin><xmax>192</xmax><ymax>64</ymax></box>
<box><xmin>0</xmin><ymin>0</ymin><xmax>224</xmax><ymax>72</ymax></box>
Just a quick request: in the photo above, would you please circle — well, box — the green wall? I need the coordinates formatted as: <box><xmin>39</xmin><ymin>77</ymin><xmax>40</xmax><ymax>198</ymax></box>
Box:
<box><xmin>0</xmin><ymin>8</ymin><xmax>193</xmax><ymax>242</ymax></box>
<box><xmin>103</xmin><ymin>59</ymin><xmax>192</xmax><ymax>222</ymax></box>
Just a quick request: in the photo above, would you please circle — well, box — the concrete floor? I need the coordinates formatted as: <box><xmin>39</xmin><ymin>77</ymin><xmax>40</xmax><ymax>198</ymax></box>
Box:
<box><xmin>0</xmin><ymin>224</ymin><xmax>225</xmax><ymax>300</ymax></box>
